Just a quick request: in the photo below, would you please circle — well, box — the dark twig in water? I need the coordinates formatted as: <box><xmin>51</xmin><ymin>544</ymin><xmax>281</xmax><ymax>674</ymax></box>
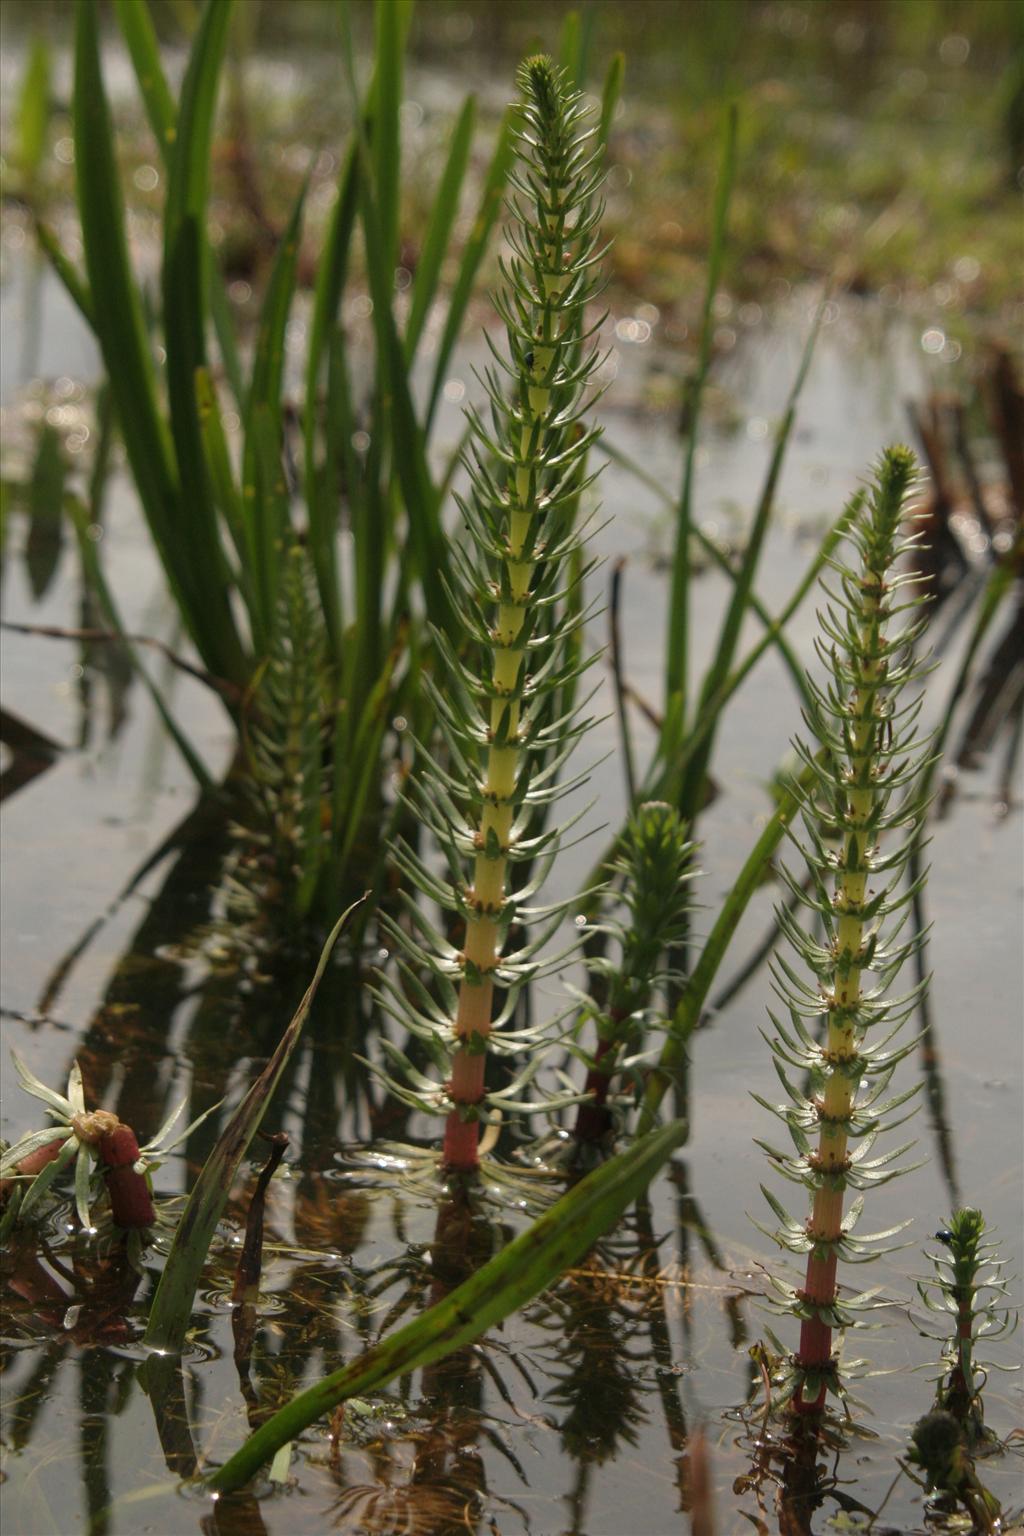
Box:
<box><xmin>232</xmin><ymin>1132</ymin><xmax>290</xmax><ymax>1307</ymax></box>
<box><xmin>0</xmin><ymin>619</ymin><xmax>242</xmax><ymax>704</ymax></box>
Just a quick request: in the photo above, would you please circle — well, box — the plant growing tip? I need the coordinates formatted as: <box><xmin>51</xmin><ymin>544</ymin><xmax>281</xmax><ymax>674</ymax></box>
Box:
<box><xmin>374</xmin><ymin>57</ymin><xmax>609</xmax><ymax>1171</ymax></box>
<box><xmin>754</xmin><ymin>445</ymin><xmax>934</xmax><ymax>1413</ymax></box>
<box><xmin>917</xmin><ymin>1206</ymin><xmax>1018</xmax><ymax>1445</ymax></box>
<box><xmin>0</xmin><ymin>1054</ymin><xmax>216</xmax><ymax>1244</ymax></box>
<box><xmin>574</xmin><ymin>801</ymin><xmax>695</xmax><ymax>1150</ymax></box>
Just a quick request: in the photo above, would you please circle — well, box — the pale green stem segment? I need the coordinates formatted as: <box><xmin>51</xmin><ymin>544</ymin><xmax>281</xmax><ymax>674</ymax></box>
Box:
<box><xmin>444</xmin><ymin>93</ymin><xmax>573</xmax><ymax>1167</ymax></box>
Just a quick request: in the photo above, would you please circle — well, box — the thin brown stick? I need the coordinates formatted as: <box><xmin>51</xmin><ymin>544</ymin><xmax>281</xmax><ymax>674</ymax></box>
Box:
<box><xmin>0</xmin><ymin>620</ymin><xmax>242</xmax><ymax>703</ymax></box>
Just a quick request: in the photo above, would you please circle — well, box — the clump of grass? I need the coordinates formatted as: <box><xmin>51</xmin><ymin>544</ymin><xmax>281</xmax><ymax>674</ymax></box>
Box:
<box><xmin>753</xmin><ymin>446</ymin><xmax>933</xmax><ymax>1413</ymax></box>
<box><xmin>50</xmin><ymin>0</ymin><xmax>517</xmax><ymax>922</ymax></box>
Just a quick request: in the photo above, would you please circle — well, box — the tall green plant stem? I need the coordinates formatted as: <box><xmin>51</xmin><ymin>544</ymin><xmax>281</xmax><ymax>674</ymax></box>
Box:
<box><xmin>789</xmin><ymin>447</ymin><xmax>924</xmax><ymax>1409</ymax></box>
<box><xmin>375</xmin><ymin>57</ymin><xmax>607</xmax><ymax>1159</ymax></box>
<box><xmin>748</xmin><ymin>446</ymin><xmax>931</xmax><ymax>1417</ymax></box>
<box><xmin>796</xmin><ymin>581</ymin><xmax>883</xmax><ymax>1396</ymax></box>
<box><xmin>444</xmin><ymin>64</ymin><xmax>582</xmax><ymax>1168</ymax></box>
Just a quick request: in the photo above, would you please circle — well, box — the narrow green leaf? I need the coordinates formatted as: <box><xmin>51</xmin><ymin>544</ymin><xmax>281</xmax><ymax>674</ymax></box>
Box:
<box><xmin>558</xmin><ymin>10</ymin><xmax>583</xmax><ymax>85</ymax></box>
<box><xmin>208</xmin><ymin>263</ymin><xmax>246</xmax><ymax>409</ymax></box>
<box><xmin>602</xmin><ymin>437</ymin><xmax>846</xmax><ymax>785</ymax></box>
<box><xmin>195</xmin><ymin>366</ymin><xmax>247</xmax><ymax>569</ymax></box>
<box><xmin>33</xmin><ymin>220</ymin><xmax>93</xmax><ymax>326</ymax></box>
<box><xmin>358</xmin><ymin>145</ymin><xmax>450</xmax><ymax>637</ymax></box>
<box><xmin>11</xmin><ymin>1051</ymin><xmax>74</xmax><ymax>1117</ymax></box>
<box><xmin>25</xmin><ymin>424</ymin><xmax>66</xmax><ymax>601</ymax></box>
<box><xmin>112</xmin><ymin>0</ymin><xmax>177</xmax><ymax>155</ymax></box>
<box><xmin>74</xmin><ymin>1142</ymin><xmax>92</xmax><ymax>1231</ymax></box>
<box><xmin>304</xmin><ymin>142</ymin><xmax>360</xmax><ymax>662</ymax></box>
<box><xmin>404</xmin><ymin>95</ymin><xmax>476</xmax><ymax>362</ymax></box>
<box><xmin>114</xmin><ymin>0</ymin><xmax>244</xmax><ymax>408</ymax></box>
<box><xmin>73</xmin><ymin>0</ymin><xmax>186</xmax><ymax>637</ymax></box>
<box><xmin>663</xmin><ymin>103</ymin><xmax>738</xmax><ymax>726</ymax></box>
<box><xmin>19</xmin><ymin>1138</ymin><xmax>78</xmax><ymax>1220</ymax></box>
<box><xmin>678</xmin><ymin>294</ymin><xmax>826</xmax><ymax>817</ymax></box>
<box><xmin>143</xmin><ymin>900</ymin><xmax>362</xmax><ymax>1353</ymax></box>
<box><xmin>598</xmin><ymin>52</ymin><xmax>625</xmax><ymax>153</ymax></box>
<box><xmin>334</xmin><ymin>640</ymin><xmax>402</xmax><ymax>876</ymax></box>
<box><xmin>245</xmin><ymin>185</ymin><xmax>306</xmax><ymax>432</ymax></box>
<box><xmin>372</xmin><ymin>0</ymin><xmax>406</xmax><ymax>281</ymax></box>
<box><xmin>162</xmin><ymin>0</ymin><xmax>248</xmax><ymax>685</ymax></box>
<box><xmin>248</xmin><ymin>402</ymin><xmax>292</xmax><ymax>628</ymax></box>
<box><xmin>69</xmin><ymin>502</ymin><xmax>214</xmax><ymax>789</ymax></box>
<box><xmin>207</xmin><ymin>1119</ymin><xmax>687</xmax><ymax>1491</ymax></box>
<box><xmin>242</xmin><ymin>182</ymin><xmax>307</xmax><ymax>637</ymax></box>
<box><xmin>425</xmin><ymin>110</ymin><xmax>515</xmax><ymax>431</ymax></box>
<box><xmin>0</xmin><ymin>1127</ymin><xmax>74</xmax><ymax>1178</ymax></box>
<box><xmin>17</xmin><ymin>36</ymin><xmax>51</xmax><ymax>183</ymax></box>
<box><xmin>638</xmin><ymin>752</ymin><xmax>821</xmax><ymax>1134</ymax></box>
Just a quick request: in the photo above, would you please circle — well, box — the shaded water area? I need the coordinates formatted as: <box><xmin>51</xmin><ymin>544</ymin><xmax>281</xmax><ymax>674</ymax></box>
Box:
<box><xmin>2</xmin><ymin>246</ymin><xmax>1023</xmax><ymax>1533</ymax></box>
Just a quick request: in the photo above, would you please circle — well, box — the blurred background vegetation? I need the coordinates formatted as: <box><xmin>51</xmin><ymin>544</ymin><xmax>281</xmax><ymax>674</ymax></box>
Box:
<box><xmin>2</xmin><ymin>0</ymin><xmax>1022</xmax><ymax>335</ymax></box>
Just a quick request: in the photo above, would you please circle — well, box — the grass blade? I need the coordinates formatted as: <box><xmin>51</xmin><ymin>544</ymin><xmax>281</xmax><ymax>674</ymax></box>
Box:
<box><xmin>604</xmin><ymin>435</ymin><xmax>846</xmax><ymax>756</ymax></box>
<box><xmin>206</xmin><ymin>1119</ymin><xmax>687</xmax><ymax>1491</ymax></box>
<box><xmin>69</xmin><ymin>504</ymin><xmax>214</xmax><ymax>789</ymax></box>
<box><xmin>195</xmin><ymin>366</ymin><xmax>247</xmax><ymax>572</ymax></box>
<box><xmin>304</xmin><ymin>143</ymin><xmax>360</xmax><ymax>663</ymax></box>
<box><xmin>358</xmin><ymin>144</ymin><xmax>450</xmax><ymax>638</ymax></box>
<box><xmin>663</xmin><ymin>103</ymin><xmax>738</xmax><ymax>727</ymax></box>
<box><xmin>372</xmin><ymin>0</ymin><xmax>407</xmax><ymax>282</ymax></box>
<box><xmin>73</xmin><ymin>0</ymin><xmax>192</xmax><ymax>650</ymax></box>
<box><xmin>404</xmin><ymin>95</ymin><xmax>476</xmax><ymax>362</ymax></box>
<box><xmin>16</xmin><ymin>35</ymin><xmax>51</xmax><ymax>185</ymax></box>
<box><xmin>114</xmin><ymin>0</ymin><xmax>244</xmax><ymax>408</ymax></box>
<box><xmin>33</xmin><ymin>219</ymin><xmax>93</xmax><ymax>326</ymax></box>
<box><xmin>242</xmin><ymin>182</ymin><xmax>307</xmax><ymax>640</ymax></box>
<box><xmin>677</xmin><ymin>295</ymin><xmax>826</xmax><ymax>815</ymax></box>
<box><xmin>161</xmin><ymin>0</ymin><xmax>248</xmax><ymax>685</ymax></box>
<box><xmin>638</xmin><ymin>754</ymin><xmax>820</xmax><ymax>1134</ymax></box>
<box><xmin>598</xmin><ymin>51</ymin><xmax>625</xmax><ymax>152</ymax></box>
<box><xmin>425</xmin><ymin>110</ymin><xmax>515</xmax><ymax>432</ymax></box>
<box><xmin>112</xmin><ymin>0</ymin><xmax>176</xmax><ymax>156</ymax></box>
<box><xmin>143</xmin><ymin>900</ymin><xmax>362</xmax><ymax>1353</ymax></box>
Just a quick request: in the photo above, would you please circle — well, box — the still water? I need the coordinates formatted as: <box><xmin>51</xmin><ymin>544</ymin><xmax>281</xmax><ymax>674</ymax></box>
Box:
<box><xmin>1</xmin><ymin>250</ymin><xmax>1022</xmax><ymax>1533</ymax></box>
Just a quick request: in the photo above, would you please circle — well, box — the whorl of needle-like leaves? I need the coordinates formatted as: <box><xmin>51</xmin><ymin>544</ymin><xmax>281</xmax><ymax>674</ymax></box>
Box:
<box><xmin>373</xmin><ymin>59</ymin><xmax>607</xmax><ymax>1148</ymax></box>
<box><xmin>917</xmin><ymin>1208</ymin><xmax>1018</xmax><ymax>1442</ymax></box>
<box><xmin>754</xmin><ymin>445</ymin><xmax>934</xmax><ymax>1409</ymax></box>
<box><xmin>585</xmin><ymin>802</ymin><xmax>695</xmax><ymax>1032</ymax></box>
<box><xmin>573</xmin><ymin>802</ymin><xmax>695</xmax><ymax>1147</ymax></box>
<box><xmin>240</xmin><ymin>542</ymin><xmax>329</xmax><ymax>923</ymax></box>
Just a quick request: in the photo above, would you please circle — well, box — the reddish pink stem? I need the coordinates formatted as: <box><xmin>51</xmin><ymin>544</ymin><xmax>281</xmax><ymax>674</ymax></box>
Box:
<box><xmin>442</xmin><ymin>1049</ymin><xmax>485</xmax><ymax>1171</ymax></box>
<box><xmin>99</xmin><ymin>1126</ymin><xmax>155</xmax><ymax>1229</ymax></box>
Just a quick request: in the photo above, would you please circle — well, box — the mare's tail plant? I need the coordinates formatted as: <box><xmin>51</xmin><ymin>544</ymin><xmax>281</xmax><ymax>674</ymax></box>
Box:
<box><xmin>237</xmin><ymin>542</ymin><xmax>330</xmax><ymax>927</ymax></box>
<box><xmin>754</xmin><ymin>446</ymin><xmax>933</xmax><ymax>1413</ymax></box>
<box><xmin>917</xmin><ymin>1207</ymin><xmax>1018</xmax><ymax>1444</ymax></box>
<box><xmin>573</xmin><ymin>801</ymin><xmax>695</xmax><ymax>1150</ymax></box>
<box><xmin>375</xmin><ymin>57</ymin><xmax>606</xmax><ymax>1172</ymax></box>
